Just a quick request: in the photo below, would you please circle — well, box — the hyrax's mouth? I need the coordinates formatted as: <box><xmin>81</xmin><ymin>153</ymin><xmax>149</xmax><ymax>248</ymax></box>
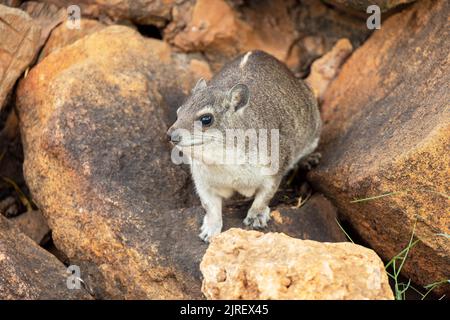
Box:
<box><xmin>177</xmin><ymin>140</ymin><xmax>205</xmax><ymax>147</ymax></box>
<box><xmin>176</xmin><ymin>135</ymin><xmax>220</xmax><ymax>148</ymax></box>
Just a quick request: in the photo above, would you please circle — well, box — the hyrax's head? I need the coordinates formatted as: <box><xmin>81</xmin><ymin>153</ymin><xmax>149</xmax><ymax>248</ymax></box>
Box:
<box><xmin>166</xmin><ymin>78</ymin><xmax>250</xmax><ymax>151</ymax></box>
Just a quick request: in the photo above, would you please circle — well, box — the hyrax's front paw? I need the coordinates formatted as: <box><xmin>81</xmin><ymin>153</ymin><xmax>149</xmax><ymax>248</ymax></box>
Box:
<box><xmin>199</xmin><ymin>215</ymin><xmax>222</xmax><ymax>243</ymax></box>
<box><xmin>244</xmin><ymin>206</ymin><xmax>271</xmax><ymax>229</ymax></box>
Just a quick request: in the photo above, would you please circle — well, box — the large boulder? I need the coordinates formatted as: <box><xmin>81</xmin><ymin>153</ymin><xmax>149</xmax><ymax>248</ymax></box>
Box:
<box><xmin>16</xmin><ymin>25</ymin><xmax>347</xmax><ymax>299</ymax></box>
<box><xmin>0</xmin><ymin>2</ymin><xmax>66</xmax><ymax>111</ymax></box>
<box><xmin>0</xmin><ymin>215</ymin><xmax>91</xmax><ymax>299</ymax></box>
<box><xmin>309</xmin><ymin>0</ymin><xmax>449</xmax><ymax>294</ymax></box>
<box><xmin>0</xmin><ymin>4</ymin><xmax>40</xmax><ymax>110</ymax></box>
<box><xmin>201</xmin><ymin>228</ymin><xmax>394</xmax><ymax>300</ymax></box>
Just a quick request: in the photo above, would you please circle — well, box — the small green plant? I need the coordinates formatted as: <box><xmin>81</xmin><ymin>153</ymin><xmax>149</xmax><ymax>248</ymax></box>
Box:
<box><xmin>351</xmin><ymin>189</ymin><xmax>449</xmax><ymax>299</ymax></box>
<box><xmin>384</xmin><ymin>223</ymin><xmax>419</xmax><ymax>300</ymax></box>
<box><xmin>409</xmin><ymin>279</ymin><xmax>449</xmax><ymax>300</ymax></box>
<box><xmin>335</xmin><ymin>216</ymin><xmax>449</xmax><ymax>300</ymax></box>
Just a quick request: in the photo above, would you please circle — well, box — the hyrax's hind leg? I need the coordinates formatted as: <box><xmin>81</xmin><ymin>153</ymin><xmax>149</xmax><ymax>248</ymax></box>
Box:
<box><xmin>244</xmin><ymin>178</ymin><xmax>280</xmax><ymax>228</ymax></box>
<box><xmin>299</xmin><ymin>152</ymin><xmax>321</xmax><ymax>171</ymax></box>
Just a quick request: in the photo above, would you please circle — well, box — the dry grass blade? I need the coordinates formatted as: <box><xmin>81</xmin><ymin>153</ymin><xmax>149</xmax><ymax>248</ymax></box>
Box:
<box><xmin>350</xmin><ymin>188</ymin><xmax>449</xmax><ymax>203</ymax></box>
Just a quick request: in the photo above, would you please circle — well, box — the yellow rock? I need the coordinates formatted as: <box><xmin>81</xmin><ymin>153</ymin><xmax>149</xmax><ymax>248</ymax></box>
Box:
<box><xmin>201</xmin><ymin>228</ymin><xmax>394</xmax><ymax>300</ymax></box>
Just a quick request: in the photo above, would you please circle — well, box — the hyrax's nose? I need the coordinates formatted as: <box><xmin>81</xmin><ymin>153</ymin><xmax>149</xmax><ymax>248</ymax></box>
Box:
<box><xmin>166</xmin><ymin>127</ymin><xmax>181</xmax><ymax>144</ymax></box>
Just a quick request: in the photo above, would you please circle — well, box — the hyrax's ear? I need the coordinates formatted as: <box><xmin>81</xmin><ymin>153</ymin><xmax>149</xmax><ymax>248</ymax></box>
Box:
<box><xmin>227</xmin><ymin>83</ymin><xmax>249</xmax><ymax>111</ymax></box>
<box><xmin>192</xmin><ymin>78</ymin><xmax>207</xmax><ymax>93</ymax></box>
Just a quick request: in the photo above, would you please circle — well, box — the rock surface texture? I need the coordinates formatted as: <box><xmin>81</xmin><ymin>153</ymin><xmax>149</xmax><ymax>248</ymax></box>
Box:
<box><xmin>324</xmin><ymin>0</ymin><xmax>415</xmax><ymax>13</ymax></box>
<box><xmin>16</xmin><ymin>25</ymin><xmax>347</xmax><ymax>299</ymax></box>
<box><xmin>165</xmin><ymin>0</ymin><xmax>301</xmax><ymax>71</ymax></box>
<box><xmin>309</xmin><ymin>0</ymin><xmax>450</xmax><ymax>294</ymax></box>
<box><xmin>201</xmin><ymin>228</ymin><xmax>394</xmax><ymax>300</ymax></box>
<box><xmin>9</xmin><ymin>209</ymin><xmax>50</xmax><ymax>244</ymax></box>
<box><xmin>0</xmin><ymin>215</ymin><xmax>91</xmax><ymax>299</ymax></box>
<box><xmin>38</xmin><ymin>18</ymin><xmax>106</xmax><ymax>60</ymax></box>
<box><xmin>165</xmin><ymin>0</ymin><xmax>371</xmax><ymax>74</ymax></box>
<box><xmin>0</xmin><ymin>4</ymin><xmax>40</xmax><ymax>110</ymax></box>
<box><xmin>305</xmin><ymin>38</ymin><xmax>353</xmax><ymax>102</ymax></box>
<box><xmin>40</xmin><ymin>0</ymin><xmax>174</xmax><ymax>26</ymax></box>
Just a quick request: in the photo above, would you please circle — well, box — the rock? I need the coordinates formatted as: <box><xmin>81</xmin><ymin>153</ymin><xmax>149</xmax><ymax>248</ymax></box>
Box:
<box><xmin>38</xmin><ymin>18</ymin><xmax>106</xmax><ymax>60</ymax></box>
<box><xmin>324</xmin><ymin>0</ymin><xmax>415</xmax><ymax>13</ymax></box>
<box><xmin>9</xmin><ymin>210</ymin><xmax>50</xmax><ymax>244</ymax></box>
<box><xmin>0</xmin><ymin>106</ymin><xmax>19</xmax><ymax>139</ymax></box>
<box><xmin>200</xmin><ymin>228</ymin><xmax>394</xmax><ymax>300</ymax></box>
<box><xmin>21</xmin><ymin>1</ymin><xmax>66</xmax><ymax>48</ymax></box>
<box><xmin>39</xmin><ymin>0</ymin><xmax>174</xmax><ymax>27</ymax></box>
<box><xmin>16</xmin><ymin>25</ymin><xmax>347</xmax><ymax>297</ymax></box>
<box><xmin>0</xmin><ymin>4</ymin><xmax>40</xmax><ymax>110</ymax></box>
<box><xmin>0</xmin><ymin>2</ymin><xmax>65</xmax><ymax>111</ymax></box>
<box><xmin>306</xmin><ymin>38</ymin><xmax>353</xmax><ymax>102</ymax></box>
<box><xmin>0</xmin><ymin>215</ymin><xmax>92</xmax><ymax>299</ymax></box>
<box><xmin>0</xmin><ymin>0</ymin><xmax>22</xmax><ymax>7</ymax></box>
<box><xmin>164</xmin><ymin>0</ymin><xmax>301</xmax><ymax>71</ymax></box>
<box><xmin>0</xmin><ymin>196</ymin><xmax>18</xmax><ymax>217</ymax></box>
<box><xmin>309</xmin><ymin>0</ymin><xmax>450</xmax><ymax>294</ymax></box>
<box><xmin>291</xmin><ymin>0</ymin><xmax>371</xmax><ymax>77</ymax></box>
<box><xmin>265</xmin><ymin>194</ymin><xmax>348</xmax><ymax>243</ymax></box>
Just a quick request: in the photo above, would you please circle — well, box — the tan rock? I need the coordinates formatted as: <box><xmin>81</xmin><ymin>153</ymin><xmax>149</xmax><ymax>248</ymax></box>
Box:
<box><xmin>165</xmin><ymin>0</ymin><xmax>301</xmax><ymax>71</ymax></box>
<box><xmin>0</xmin><ymin>4</ymin><xmax>40</xmax><ymax>110</ymax></box>
<box><xmin>290</xmin><ymin>0</ymin><xmax>371</xmax><ymax>76</ymax></box>
<box><xmin>39</xmin><ymin>0</ymin><xmax>174</xmax><ymax>26</ymax></box>
<box><xmin>306</xmin><ymin>38</ymin><xmax>353</xmax><ymax>102</ymax></box>
<box><xmin>200</xmin><ymin>228</ymin><xmax>394</xmax><ymax>300</ymax></box>
<box><xmin>309</xmin><ymin>0</ymin><xmax>450</xmax><ymax>294</ymax></box>
<box><xmin>38</xmin><ymin>18</ymin><xmax>106</xmax><ymax>60</ymax></box>
<box><xmin>9</xmin><ymin>210</ymin><xmax>50</xmax><ymax>244</ymax></box>
<box><xmin>21</xmin><ymin>1</ymin><xmax>66</xmax><ymax>48</ymax></box>
<box><xmin>0</xmin><ymin>215</ymin><xmax>91</xmax><ymax>299</ymax></box>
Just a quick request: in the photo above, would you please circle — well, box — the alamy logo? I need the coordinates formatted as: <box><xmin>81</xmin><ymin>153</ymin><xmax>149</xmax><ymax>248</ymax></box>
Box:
<box><xmin>66</xmin><ymin>265</ymin><xmax>81</xmax><ymax>289</ymax></box>
<box><xmin>170</xmin><ymin>121</ymin><xmax>280</xmax><ymax>175</ymax></box>
<box><xmin>367</xmin><ymin>5</ymin><xmax>381</xmax><ymax>30</ymax></box>
<box><xmin>66</xmin><ymin>5</ymin><xmax>81</xmax><ymax>30</ymax></box>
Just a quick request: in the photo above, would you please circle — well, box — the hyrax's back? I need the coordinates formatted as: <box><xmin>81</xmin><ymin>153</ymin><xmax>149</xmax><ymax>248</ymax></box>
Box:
<box><xmin>210</xmin><ymin>50</ymin><xmax>321</xmax><ymax>172</ymax></box>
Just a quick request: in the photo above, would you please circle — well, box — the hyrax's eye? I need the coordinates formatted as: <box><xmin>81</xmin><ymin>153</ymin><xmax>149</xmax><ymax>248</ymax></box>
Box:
<box><xmin>199</xmin><ymin>114</ymin><xmax>214</xmax><ymax>127</ymax></box>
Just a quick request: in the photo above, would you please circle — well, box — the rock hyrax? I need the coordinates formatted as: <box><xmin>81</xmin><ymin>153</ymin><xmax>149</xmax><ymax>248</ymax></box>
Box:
<box><xmin>167</xmin><ymin>51</ymin><xmax>321</xmax><ymax>242</ymax></box>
